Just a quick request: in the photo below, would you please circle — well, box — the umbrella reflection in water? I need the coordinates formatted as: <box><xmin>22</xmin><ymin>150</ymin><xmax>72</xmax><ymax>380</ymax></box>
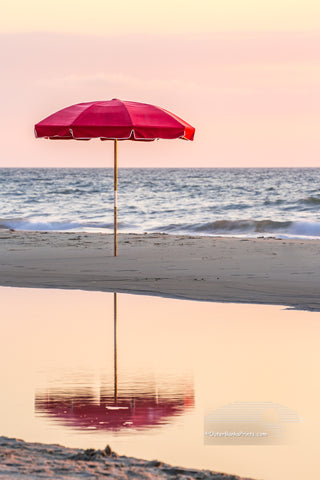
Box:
<box><xmin>35</xmin><ymin>294</ymin><xmax>194</xmax><ymax>432</ymax></box>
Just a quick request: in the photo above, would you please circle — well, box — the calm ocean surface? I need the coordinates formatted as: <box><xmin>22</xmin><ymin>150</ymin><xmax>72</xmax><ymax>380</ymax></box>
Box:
<box><xmin>1</xmin><ymin>167</ymin><xmax>320</xmax><ymax>238</ymax></box>
<box><xmin>1</xmin><ymin>287</ymin><xmax>319</xmax><ymax>480</ymax></box>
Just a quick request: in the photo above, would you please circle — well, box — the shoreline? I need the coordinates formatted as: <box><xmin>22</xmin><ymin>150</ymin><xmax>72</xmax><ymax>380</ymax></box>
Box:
<box><xmin>0</xmin><ymin>436</ymin><xmax>255</xmax><ymax>480</ymax></box>
<box><xmin>0</xmin><ymin>230</ymin><xmax>319</xmax><ymax>311</ymax></box>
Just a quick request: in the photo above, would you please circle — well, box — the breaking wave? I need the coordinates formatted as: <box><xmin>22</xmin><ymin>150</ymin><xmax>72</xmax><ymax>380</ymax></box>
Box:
<box><xmin>152</xmin><ymin>219</ymin><xmax>320</xmax><ymax>238</ymax></box>
<box><xmin>299</xmin><ymin>196</ymin><xmax>320</xmax><ymax>205</ymax></box>
<box><xmin>1</xmin><ymin>217</ymin><xmax>320</xmax><ymax>238</ymax></box>
<box><xmin>0</xmin><ymin>217</ymin><xmax>136</xmax><ymax>233</ymax></box>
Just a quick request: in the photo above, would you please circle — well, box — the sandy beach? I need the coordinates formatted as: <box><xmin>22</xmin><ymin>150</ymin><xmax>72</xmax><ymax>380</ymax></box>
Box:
<box><xmin>0</xmin><ymin>436</ymin><xmax>255</xmax><ymax>480</ymax></box>
<box><xmin>0</xmin><ymin>230</ymin><xmax>319</xmax><ymax>311</ymax></box>
<box><xmin>1</xmin><ymin>232</ymin><xmax>319</xmax><ymax>479</ymax></box>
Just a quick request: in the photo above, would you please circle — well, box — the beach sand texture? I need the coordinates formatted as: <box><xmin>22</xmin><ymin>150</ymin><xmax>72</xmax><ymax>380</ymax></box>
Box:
<box><xmin>0</xmin><ymin>230</ymin><xmax>319</xmax><ymax>311</ymax></box>
<box><xmin>0</xmin><ymin>436</ymin><xmax>254</xmax><ymax>480</ymax></box>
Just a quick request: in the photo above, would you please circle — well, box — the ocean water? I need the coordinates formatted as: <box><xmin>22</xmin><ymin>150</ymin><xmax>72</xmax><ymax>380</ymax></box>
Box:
<box><xmin>1</xmin><ymin>167</ymin><xmax>320</xmax><ymax>238</ymax></box>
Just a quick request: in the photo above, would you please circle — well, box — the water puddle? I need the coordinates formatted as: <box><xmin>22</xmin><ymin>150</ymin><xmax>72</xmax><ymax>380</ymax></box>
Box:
<box><xmin>0</xmin><ymin>286</ymin><xmax>319</xmax><ymax>479</ymax></box>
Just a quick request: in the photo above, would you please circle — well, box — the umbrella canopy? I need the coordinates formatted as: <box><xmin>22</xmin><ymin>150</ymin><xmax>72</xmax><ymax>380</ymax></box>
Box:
<box><xmin>34</xmin><ymin>98</ymin><xmax>195</xmax><ymax>141</ymax></box>
<box><xmin>35</xmin><ymin>99</ymin><xmax>195</xmax><ymax>255</ymax></box>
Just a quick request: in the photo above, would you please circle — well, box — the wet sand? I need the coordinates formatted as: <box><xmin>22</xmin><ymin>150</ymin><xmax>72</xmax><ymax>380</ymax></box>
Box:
<box><xmin>0</xmin><ymin>230</ymin><xmax>319</xmax><ymax>310</ymax></box>
<box><xmin>0</xmin><ymin>436</ymin><xmax>254</xmax><ymax>480</ymax></box>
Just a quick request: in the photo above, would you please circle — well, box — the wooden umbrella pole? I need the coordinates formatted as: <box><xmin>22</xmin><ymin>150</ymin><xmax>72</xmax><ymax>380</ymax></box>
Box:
<box><xmin>114</xmin><ymin>139</ymin><xmax>118</xmax><ymax>257</ymax></box>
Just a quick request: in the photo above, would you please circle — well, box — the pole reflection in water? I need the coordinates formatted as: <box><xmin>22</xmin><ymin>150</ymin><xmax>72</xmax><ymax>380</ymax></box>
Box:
<box><xmin>114</xmin><ymin>292</ymin><xmax>117</xmax><ymax>403</ymax></box>
<box><xmin>35</xmin><ymin>292</ymin><xmax>194</xmax><ymax>432</ymax></box>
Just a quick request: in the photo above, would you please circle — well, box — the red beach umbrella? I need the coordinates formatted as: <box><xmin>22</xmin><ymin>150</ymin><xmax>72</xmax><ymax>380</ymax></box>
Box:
<box><xmin>34</xmin><ymin>99</ymin><xmax>195</xmax><ymax>256</ymax></box>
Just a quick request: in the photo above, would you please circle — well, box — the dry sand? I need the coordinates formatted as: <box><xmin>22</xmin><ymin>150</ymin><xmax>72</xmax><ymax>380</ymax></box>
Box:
<box><xmin>0</xmin><ymin>436</ymin><xmax>254</xmax><ymax>480</ymax></box>
<box><xmin>0</xmin><ymin>230</ymin><xmax>319</xmax><ymax>310</ymax></box>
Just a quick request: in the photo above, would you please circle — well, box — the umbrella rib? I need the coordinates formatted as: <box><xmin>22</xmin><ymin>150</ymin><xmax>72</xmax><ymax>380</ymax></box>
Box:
<box><xmin>119</xmin><ymin>100</ymin><xmax>134</xmax><ymax>134</ymax></box>
<box><xmin>70</xmin><ymin>103</ymin><xmax>100</xmax><ymax>126</ymax></box>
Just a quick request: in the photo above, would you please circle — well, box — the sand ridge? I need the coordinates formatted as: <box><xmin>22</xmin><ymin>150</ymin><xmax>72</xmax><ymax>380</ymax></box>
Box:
<box><xmin>0</xmin><ymin>436</ymin><xmax>255</xmax><ymax>480</ymax></box>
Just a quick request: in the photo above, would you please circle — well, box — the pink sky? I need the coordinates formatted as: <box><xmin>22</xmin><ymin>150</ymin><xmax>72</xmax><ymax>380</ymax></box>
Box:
<box><xmin>0</xmin><ymin>1</ymin><xmax>319</xmax><ymax>167</ymax></box>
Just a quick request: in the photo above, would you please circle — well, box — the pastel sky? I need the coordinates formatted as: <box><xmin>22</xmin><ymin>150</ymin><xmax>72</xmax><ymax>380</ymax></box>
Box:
<box><xmin>1</xmin><ymin>0</ymin><xmax>319</xmax><ymax>167</ymax></box>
